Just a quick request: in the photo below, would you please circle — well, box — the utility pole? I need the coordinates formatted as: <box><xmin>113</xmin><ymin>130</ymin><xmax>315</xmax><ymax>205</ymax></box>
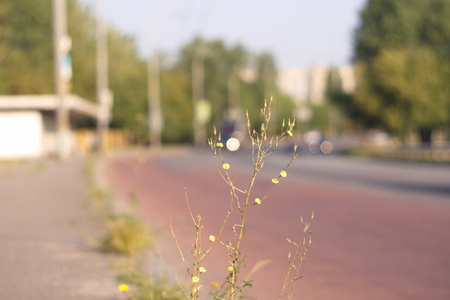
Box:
<box><xmin>227</xmin><ymin>64</ymin><xmax>245</xmax><ymax>135</ymax></box>
<box><xmin>53</xmin><ymin>0</ymin><xmax>70</xmax><ymax>159</ymax></box>
<box><xmin>146</xmin><ymin>2</ymin><xmax>165</xmax><ymax>149</ymax></box>
<box><xmin>227</xmin><ymin>65</ymin><xmax>241</xmax><ymax>118</ymax></box>
<box><xmin>192</xmin><ymin>45</ymin><xmax>207</xmax><ymax>146</ymax></box>
<box><xmin>148</xmin><ymin>48</ymin><xmax>162</xmax><ymax>148</ymax></box>
<box><xmin>96</xmin><ymin>0</ymin><xmax>112</xmax><ymax>152</ymax></box>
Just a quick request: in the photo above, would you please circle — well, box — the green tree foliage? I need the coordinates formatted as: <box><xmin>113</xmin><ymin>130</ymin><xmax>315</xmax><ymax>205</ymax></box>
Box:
<box><xmin>67</xmin><ymin>0</ymin><xmax>96</xmax><ymax>100</ymax></box>
<box><xmin>160</xmin><ymin>68</ymin><xmax>193</xmax><ymax>143</ymax></box>
<box><xmin>354</xmin><ymin>48</ymin><xmax>449</xmax><ymax>137</ymax></box>
<box><xmin>170</xmin><ymin>37</ymin><xmax>295</xmax><ymax>139</ymax></box>
<box><xmin>68</xmin><ymin>0</ymin><xmax>149</xmax><ymax>142</ymax></box>
<box><xmin>1</xmin><ymin>0</ymin><xmax>294</xmax><ymax>144</ymax></box>
<box><xmin>0</xmin><ymin>0</ymin><xmax>149</xmax><ymax>142</ymax></box>
<box><xmin>0</xmin><ymin>0</ymin><xmax>53</xmax><ymax>94</ymax></box>
<box><xmin>355</xmin><ymin>0</ymin><xmax>428</xmax><ymax>60</ymax></box>
<box><xmin>352</xmin><ymin>0</ymin><xmax>450</xmax><ymax>142</ymax></box>
<box><xmin>107</xmin><ymin>29</ymin><xmax>148</xmax><ymax>142</ymax></box>
<box><xmin>174</xmin><ymin>37</ymin><xmax>249</xmax><ymax>125</ymax></box>
<box><xmin>327</xmin><ymin>68</ymin><xmax>378</xmax><ymax>132</ymax></box>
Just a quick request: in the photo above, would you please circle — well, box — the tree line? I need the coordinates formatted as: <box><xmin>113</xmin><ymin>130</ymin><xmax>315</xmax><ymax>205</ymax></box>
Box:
<box><xmin>330</xmin><ymin>0</ymin><xmax>450</xmax><ymax>144</ymax></box>
<box><xmin>0</xmin><ymin>0</ymin><xmax>294</xmax><ymax>145</ymax></box>
<box><xmin>2</xmin><ymin>0</ymin><xmax>448</xmax><ymax>146</ymax></box>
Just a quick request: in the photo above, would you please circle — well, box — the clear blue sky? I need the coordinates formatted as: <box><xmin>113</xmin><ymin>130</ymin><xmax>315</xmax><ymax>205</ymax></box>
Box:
<box><xmin>79</xmin><ymin>0</ymin><xmax>367</xmax><ymax>68</ymax></box>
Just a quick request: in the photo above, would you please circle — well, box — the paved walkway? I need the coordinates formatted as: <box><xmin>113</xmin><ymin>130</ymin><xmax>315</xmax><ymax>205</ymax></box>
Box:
<box><xmin>0</xmin><ymin>158</ymin><xmax>120</xmax><ymax>300</ymax></box>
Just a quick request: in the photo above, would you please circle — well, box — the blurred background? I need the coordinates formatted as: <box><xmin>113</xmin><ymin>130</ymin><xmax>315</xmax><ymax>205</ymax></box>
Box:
<box><xmin>0</xmin><ymin>0</ymin><xmax>449</xmax><ymax>160</ymax></box>
<box><xmin>1</xmin><ymin>2</ymin><xmax>449</xmax><ymax>299</ymax></box>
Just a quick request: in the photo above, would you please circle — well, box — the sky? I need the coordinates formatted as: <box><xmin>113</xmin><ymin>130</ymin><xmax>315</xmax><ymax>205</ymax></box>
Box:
<box><xmin>78</xmin><ymin>0</ymin><xmax>367</xmax><ymax>69</ymax></box>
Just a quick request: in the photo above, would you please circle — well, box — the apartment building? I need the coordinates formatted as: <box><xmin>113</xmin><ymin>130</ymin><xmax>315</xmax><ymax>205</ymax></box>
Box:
<box><xmin>277</xmin><ymin>64</ymin><xmax>356</xmax><ymax>105</ymax></box>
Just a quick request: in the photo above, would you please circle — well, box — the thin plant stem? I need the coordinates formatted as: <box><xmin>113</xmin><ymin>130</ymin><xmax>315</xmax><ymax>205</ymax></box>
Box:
<box><xmin>172</xmin><ymin>97</ymin><xmax>303</xmax><ymax>300</ymax></box>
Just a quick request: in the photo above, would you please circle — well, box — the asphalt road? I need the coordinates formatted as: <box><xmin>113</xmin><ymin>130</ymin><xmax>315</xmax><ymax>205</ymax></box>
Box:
<box><xmin>105</xmin><ymin>147</ymin><xmax>450</xmax><ymax>300</ymax></box>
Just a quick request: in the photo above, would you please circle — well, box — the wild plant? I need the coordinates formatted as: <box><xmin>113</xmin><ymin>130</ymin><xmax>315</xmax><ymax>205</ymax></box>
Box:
<box><xmin>170</xmin><ymin>98</ymin><xmax>313</xmax><ymax>299</ymax></box>
<box><xmin>278</xmin><ymin>212</ymin><xmax>314</xmax><ymax>299</ymax></box>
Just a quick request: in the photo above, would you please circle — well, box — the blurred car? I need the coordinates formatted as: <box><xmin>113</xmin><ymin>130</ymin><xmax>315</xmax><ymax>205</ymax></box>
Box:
<box><xmin>304</xmin><ymin>130</ymin><xmax>333</xmax><ymax>154</ymax></box>
<box><xmin>220</xmin><ymin>120</ymin><xmax>244</xmax><ymax>151</ymax></box>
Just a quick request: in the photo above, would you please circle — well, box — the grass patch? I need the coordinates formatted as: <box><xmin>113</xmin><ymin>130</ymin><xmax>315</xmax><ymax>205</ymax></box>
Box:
<box><xmin>84</xmin><ymin>153</ymin><xmax>183</xmax><ymax>299</ymax></box>
<box><xmin>99</xmin><ymin>213</ymin><xmax>153</xmax><ymax>256</ymax></box>
<box><xmin>118</xmin><ymin>272</ymin><xmax>185</xmax><ymax>300</ymax></box>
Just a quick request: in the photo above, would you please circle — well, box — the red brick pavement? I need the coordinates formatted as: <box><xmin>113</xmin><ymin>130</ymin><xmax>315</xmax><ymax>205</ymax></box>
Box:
<box><xmin>105</xmin><ymin>152</ymin><xmax>450</xmax><ymax>300</ymax></box>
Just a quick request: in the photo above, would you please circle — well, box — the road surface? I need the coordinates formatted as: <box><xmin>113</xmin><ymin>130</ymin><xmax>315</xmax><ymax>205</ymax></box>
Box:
<box><xmin>105</xmin><ymin>147</ymin><xmax>450</xmax><ymax>299</ymax></box>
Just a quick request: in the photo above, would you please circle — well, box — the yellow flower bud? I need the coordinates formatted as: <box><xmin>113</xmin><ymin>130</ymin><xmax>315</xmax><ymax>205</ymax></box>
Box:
<box><xmin>119</xmin><ymin>284</ymin><xmax>129</xmax><ymax>292</ymax></box>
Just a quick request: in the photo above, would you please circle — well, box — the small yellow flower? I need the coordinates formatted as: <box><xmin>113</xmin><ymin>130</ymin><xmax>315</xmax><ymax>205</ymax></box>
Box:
<box><xmin>272</xmin><ymin>178</ymin><xmax>279</xmax><ymax>184</ymax></box>
<box><xmin>280</xmin><ymin>170</ymin><xmax>287</xmax><ymax>177</ymax></box>
<box><xmin>192</xmin><ymin>276</ymin><xmax>200</xmax><ymax>283</ymax></box>
<box><xmin>287</xmin><ymin>130</ymin><xmax>293</xmax><ymax>136</ymax></box>
<box><xmin>222</xmin><ymin>163</ymin><xmax>230</xmax><ymax>170</ymax></box>
<box><xmin>211</xmin><ymin>281</ymin><xmax>220</xmax><ymax>288</ymax></box>
<box><xmin>228</xmin><ymin>266</ymin><xmax>234</xmax><ymax>272</ymax></box>
<box><xmin>209</xmin><ymin>235</ymin><xmax>216</xmax><ymax>242</ymax></box>
<box><xmin>254</xmin><ymin>198</ymin><xmax>261</xmax><ymax>205</ymax></box>
<box><xmin>199</xmin><ymin>267</ymin><xmax>206</xmax><ymax>273</ymax></box>
<box><xmin>119</xmin><ymin>284</ymin><xmax>129</xmax><ymax>292</ymax></box>
<box><xmin>217</xmin><ymin>142</ymin><xmax>224</xmax><ymax>148</ymax></box>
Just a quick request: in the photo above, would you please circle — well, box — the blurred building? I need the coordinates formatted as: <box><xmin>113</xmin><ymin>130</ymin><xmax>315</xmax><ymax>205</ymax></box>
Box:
<box><xmin>277</xmin><ymin>64</ymin><xmax>356</xmax><ymax>105</ymax></box>
<box><xmin>307</xmin><ymin>64</ymin><xmax>329</xmax><ymax>105</ymax></box>
<box><xmin>338</xmin><ymin>65</ymin><xmax>356</xmax><ymax>94</ymax></box>
<box><xmin>0</xmin><ymin>95</ymin><xmax>99</xmax><ymax>160</ymax></box>
<box><xmin>276</xmin><ymin>68</ymin><xmax>309</xmax><ymax>104</ymax></box>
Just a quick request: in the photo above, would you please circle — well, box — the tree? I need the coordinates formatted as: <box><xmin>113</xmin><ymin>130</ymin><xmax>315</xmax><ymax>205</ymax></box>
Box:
<box><xmin>170</xmin><ymin>37</ymin><xmax>295</xmax><ymax>142</ymax></box>
<box><xmin>67</xmin><ymin>0</ymin><xmax>97</xmax><ymax>101</ymax></box>
<box><xmin>0</xmin><ymin>0</ymin><xmax>151</xmax><ymax>142</ymax></box>
<box><xmin>0</xmin><ymin>0</ymin><xmax>295</xmax><ymax>144</ymax></box>
<box><xmin>174</xmin><ymin>37</ymin><xmax>248</xmax><ymax>126</ymax></box>
<box><xmin>160</xmin><ymin>68</ymin><xmax>193</xmax><ymax>143</ymax></box>
<box><xmin>354</xmin><ymin>48</ymin><xmax>449</xmax><ymax>138</ymax></box>
<box><xmin>0</xmin><ymin>0</ymin><xmax>53</xmax><ymax>94</ymax></box>
<box><xmin>68</xmin><ymin>0</ymin><xmax>149</xmax><ymax>142</ymax></box>
<box><xmin>243</xmin><ymin>52</ymin><xmax>295</xmax><ymax>133</ymax></box>
<box><xmin>106</xmin><ymin>29</ymin><xmax>148</xmax><ymax>142</ymax></box>
<box><xmin>353</xmin><ymin>0</ymin><xmax>450</xmax><ymax>143</ymax></box>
